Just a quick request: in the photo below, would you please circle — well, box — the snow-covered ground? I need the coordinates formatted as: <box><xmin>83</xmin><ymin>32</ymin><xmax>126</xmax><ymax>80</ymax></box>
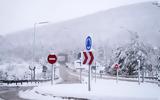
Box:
<box><xmin>19</xmin><ymin>79</ymin><xmax>160</xmax><ymax>100</ymax></box>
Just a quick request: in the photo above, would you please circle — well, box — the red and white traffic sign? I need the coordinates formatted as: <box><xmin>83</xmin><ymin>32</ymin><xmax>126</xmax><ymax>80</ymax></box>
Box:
<box><xmin>115</xmin><ymin>64</ymin><xmax>119</xmax><ymax>69</ymax></box>
<box><xmin>48</xmin><ymin>54</ymin><xmax>57</xmax><ymax>85</ymax></box>
<box><xmin>83</xmin><ymin>51</ymin><xmax>94</xmax><ymax>65</ymax></box>
<box><xmin>48</xmin><ymin>54</ymin><xmax>57</xmax><ymax>64</ymax></box>
<box><xmin>115</xmin><ymin>63</ymin><xmax>120</xmax><ymax>83</ymax></box>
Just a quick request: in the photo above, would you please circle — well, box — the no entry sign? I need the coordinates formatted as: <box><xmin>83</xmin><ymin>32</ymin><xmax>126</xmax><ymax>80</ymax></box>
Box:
<box><xmin>48</xmin><ymin>54</ymin><xmax>57</xmax><ymax>64</ymax></box>
<box><xmin>48</xmin><ymin>54</ymin><xmax>57</xmax><ymax>85</ymax></box>
<box><xmin>115</xmin><ymin>64</ymin><xmax>119</xmax><ymax>70</ymax></box>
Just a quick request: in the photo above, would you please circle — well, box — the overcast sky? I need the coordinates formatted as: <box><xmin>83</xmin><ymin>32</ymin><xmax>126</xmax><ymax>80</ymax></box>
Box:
<box><xmin>0</xmin><ymin>0</ymin><xmax>152</xmax><ymax>35</ymax></box>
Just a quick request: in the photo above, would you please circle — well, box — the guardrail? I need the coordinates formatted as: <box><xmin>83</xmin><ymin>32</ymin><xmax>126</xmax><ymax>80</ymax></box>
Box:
<box><xmin>118</xmin><ymin>75</ymin><xmax>158</xmax><ymax>80</ymax></box>
<box><xmin>0</xmin><ymin>79</ymin><xmax>50</xmax><ymax>85</ymax></box>
<box><xmin>68</xmin><ymin>68</ymin><xmax>159</xmax><ymax>84</ymax></box>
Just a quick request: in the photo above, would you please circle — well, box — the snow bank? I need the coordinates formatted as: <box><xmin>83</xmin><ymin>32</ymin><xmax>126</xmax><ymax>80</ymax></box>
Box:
<box><xmin>19</xmin><ymin>79</ymin><xmax>160</xmax><ymax>100</ymax></box>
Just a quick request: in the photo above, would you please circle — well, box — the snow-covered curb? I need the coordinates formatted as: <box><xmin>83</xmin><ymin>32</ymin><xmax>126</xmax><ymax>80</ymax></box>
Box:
<box><xmin>19</xmin><ymin>79</ymin><xmax>160</xmax><ymax>100</ymax></box>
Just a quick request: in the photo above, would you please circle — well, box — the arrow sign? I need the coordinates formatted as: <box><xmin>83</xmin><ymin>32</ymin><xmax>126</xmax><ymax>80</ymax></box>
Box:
<box><xmin>88</xmin><ymin>52</ymin><xmax>94</xmax><ymax>65</ymax></box>
<box><xmin>83</xmin><ymin>52</ymin><xmax>88</xmax><ymax>64</ymax></box>
<box><xmin>83</xmin><ymin>51</ymin><xmax>94</xmax><ymax>65</ymax></box>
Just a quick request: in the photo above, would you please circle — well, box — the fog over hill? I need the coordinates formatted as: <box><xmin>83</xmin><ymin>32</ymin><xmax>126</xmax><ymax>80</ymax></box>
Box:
<box><xmin>1</xmin><ymin>1</ymin><xmax>160</xmax><ymax>61</ymax></box>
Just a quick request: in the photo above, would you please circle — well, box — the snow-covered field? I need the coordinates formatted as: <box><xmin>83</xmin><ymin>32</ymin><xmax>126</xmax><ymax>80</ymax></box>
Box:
<box><xmin>19</xmin><ymin>79</ymin><xmax>160</xmax><ymax>100</ymax></box>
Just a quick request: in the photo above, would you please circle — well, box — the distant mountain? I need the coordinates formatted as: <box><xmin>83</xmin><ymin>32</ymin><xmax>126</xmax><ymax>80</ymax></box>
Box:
<box><xmin>1</xmin><ymin>1</ymin><xmax>160</xmax><ymax>61</ymax></box>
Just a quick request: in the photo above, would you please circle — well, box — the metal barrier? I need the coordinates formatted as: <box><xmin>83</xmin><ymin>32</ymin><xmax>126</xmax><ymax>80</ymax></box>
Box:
<box><xmin>0</xmin><ymin>79</ymin><xmax>50</xmax><ymax>85</ymax></box>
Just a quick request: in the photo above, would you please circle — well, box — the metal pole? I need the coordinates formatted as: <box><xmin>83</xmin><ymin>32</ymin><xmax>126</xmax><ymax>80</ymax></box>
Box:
<box><xmin>33</xmin><ymin>22</ymin><xmax>48</xmax><ymax>81</ymax></box>
<box><xmin>31</xmin><ymin>70</ymin><xmax>32</xmax><ymax>80</ymax></box>
<box><xmin>80</xmin><ymin>69</ymin><xmax>82</xmax><ymax>83</ymax></box>
<box><xmin>33</xmin><ymin>23</ymin><xmax>36</xmax><ymax>61</ymax></box>
<box><xmin>142</xmin><ymin>67</ymin><xmax>144</xmax><ymax>83</ymax></box>
<box><xmin>33</xmin><ymin>23</ymin><xmax>36</xmax><ymax>81</ymax></box>
<box><xmin>95</xmin><ymin>67</ymin><xmax>97</xmax><ymax>82</ymax></box>
<box><xmin>33</xmin><ymin>67</ymin><xmax>35</xmax><ymax>80</ymax></box>
<box><xmin>79</xmin><ymin>58</ymin><xmax>82</xmax><ymax>83</ymax></box>
<box><xmin>51</xmin><ymin>64</ymin><xmax>53</xmax><ymax>85</ymax></box>
<box><xmin>44</xmin><ymin>72</ymin><xmax>46</xmax><ymax>79</ymax></box>
<box><xmin>158</xmin><ymin>63</ymin><xmax>160</xmax><ymax>87</ymax></box>
<box><xmin>116</xmin><ymin>68</ymin><xmax>118</xmax><ymax>83</ymax></box>
<box><xmin>137</xmin><ymin>60</ymin><xmax>141</xmax><ymax>85</ymax></box>
<box><xmin>95</xmin><ymin>62</ymin><xmax>97</xmax><ymax>83</ymax></box>
<box><xmin>158</xmin><ymin>72</ymin><xmax>160</xmax><ymax>87</ymax></box>
<box><xmin>88</xmin><ymin>65</ymin><xmax>91</xmax><ymax>91</ymax></box>
<box><xmin>54</xmin><ymin>66</ymin><xmax>56</xmax><ymax>80</ymax></box>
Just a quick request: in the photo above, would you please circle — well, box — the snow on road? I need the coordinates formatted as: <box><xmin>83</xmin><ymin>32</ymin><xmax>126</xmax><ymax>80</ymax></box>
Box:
<box><xmin>19</xmin><ymin>79</ymin><xmax>160</xmax><ymax>100</ymax></box>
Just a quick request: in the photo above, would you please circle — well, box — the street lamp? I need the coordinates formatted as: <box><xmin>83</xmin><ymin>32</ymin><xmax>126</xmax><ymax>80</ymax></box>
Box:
<box><xmin>32</xmin><ymin>21</ymin><xmax>49</xmax><ymax>80</ymax></box>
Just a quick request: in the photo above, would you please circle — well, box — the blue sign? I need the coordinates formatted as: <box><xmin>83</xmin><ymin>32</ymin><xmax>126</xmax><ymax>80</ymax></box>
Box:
<box><xmin>85</xmin><ymin>36</ymin><xmax>92</xmax><ymax>51</ymax></box>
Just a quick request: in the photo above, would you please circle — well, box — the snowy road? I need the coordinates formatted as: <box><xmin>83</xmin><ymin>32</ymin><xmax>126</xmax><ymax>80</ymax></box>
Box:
<box><xmin>0</xmin><ymin>64</ymin><xmax>81</xmax><ymax>100</ymax></box>
<box><xmin>0</xmin><ymin>86</ymin><xmax>34</xmax><ymax>100</ymax></box>
<box><xmin>59</xmin><ymin>64</ymin><xmax>80</xmax><ymax>84</ymax></box>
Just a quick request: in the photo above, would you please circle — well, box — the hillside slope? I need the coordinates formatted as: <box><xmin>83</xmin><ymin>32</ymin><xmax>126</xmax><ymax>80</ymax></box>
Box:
<box><xmin>1</xmin><ymin>1</ymin><xmax>160</xmax><ymax>61</ymax></box>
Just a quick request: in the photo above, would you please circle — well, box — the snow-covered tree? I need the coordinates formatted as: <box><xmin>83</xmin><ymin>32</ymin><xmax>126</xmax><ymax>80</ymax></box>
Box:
<box><xmin>108</xmin><ymin>33</ymin><xmax>159</xmax><ymax>76</ymax></box>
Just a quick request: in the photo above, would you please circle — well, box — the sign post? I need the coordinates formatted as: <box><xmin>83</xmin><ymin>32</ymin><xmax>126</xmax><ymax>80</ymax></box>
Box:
<box><xmin>51</xmin><ymin>64</ymin><xmax>53</xmax><ymax>84</ymax></box>
<box><xmin>83</xmin><ymin>36</ymin><xmax>94</xmax><ymax>91</ymax></box>
<box><xmin>137</xmin><ymin>60</ymin><xmax>141</xmax><ymax>85</ymax></box>
<box><xmin>29</xmin><ymin>66</ymin><xmax>33</xmax><ymax>80</ymax></box>
<box><xmin>29</xmin><ymin>65</ymin><xmax>35</xmax><ymax>80</ymax></box>
<box><xmin>76</xmin><ymin>59</ymin><xmax>85</xmax><ymax>83</ymax></box>
<box><xmin>94</xmin><ymin>62</ymin><xmax>97</xmax><ymax>82</ymax></box>
<box><xmin>48</xmin><ymin>54</ymin><xmax>57</xmax><ymax>85</ymax></box>
<box><xmin>115</xmin><ymin>64</ymin><xmax>119</xmax><ymax>83</ymax></box>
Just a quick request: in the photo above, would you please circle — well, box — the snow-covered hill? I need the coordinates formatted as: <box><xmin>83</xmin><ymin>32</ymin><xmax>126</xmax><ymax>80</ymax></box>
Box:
<box><xmin>1</xmin><ymin>1</ymin><xmax>160</xmax><ymax>61</ymax></box>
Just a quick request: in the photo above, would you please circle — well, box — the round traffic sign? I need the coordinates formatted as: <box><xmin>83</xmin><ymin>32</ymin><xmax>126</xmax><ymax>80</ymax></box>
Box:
<box><xmin>115</xmin><ymin>64</ymin><xmax>119</xmax><ymax>69</ymax></box>
<box><xmin>85</xmin><ymin>36</ymin><xmax>92</xmax><ymax>51</ymax></box>
<box><xmin>48</xmin><ymin>54</ymin><xmax>57</xmax><ymax>64</ymax></box>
